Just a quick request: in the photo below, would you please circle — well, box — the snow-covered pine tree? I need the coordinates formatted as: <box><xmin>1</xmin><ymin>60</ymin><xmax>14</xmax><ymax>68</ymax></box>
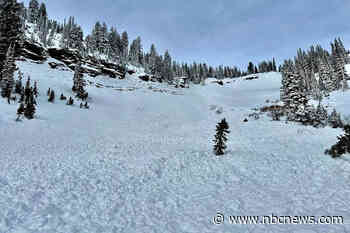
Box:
<box><xmin>23</xmin><ymin>78</ymin><xmax>36</xmax><ymax>119</ymax></box>
<box><xmin>28</xmin><ymin>0</ymin><xmax>39</xmax><ymax>23</ymax></box>
<box><xmin>315</xmin><ymin>101</ymin><xmax>328</xmax><ymax>124</ymax></box>
<box><xmin>213</xmin><ymin>118</ymin><xmax>230</xmax><ymax>156</ymax></box>
<box><xmin>24</xmin><ymin>93</ymin><xmax>35</xmax><ymax>119</ymax></box>
<box><xmin>0</xmin><ymin>0</ymin><xmax>22</xmax><ymax>72</ymax></box>
<box><xmin>121</xmin><ymin>31</ymin><xmax>129</xmax><ymax>62</ymax></box>
<box><xmin>107</xmin><ymin>27</ymin><xmax>121</xmax><ymax>61</ymax></box>
<box><xmin>38</xmin><ymin>2</ymin><xmax>47</xmax><ymax>20</ymax></box>
<box><xmin>162</xmin><ymin>50</ymin><xmax>173</xmax><ymax>82</ymax></box>
<box><xmin>155</xmin><ymin>55</ymin><xmax>163</xmax><ymax>80</ymax></box>
<box><xmin>72</xmin><ymin>62</ymin><xmax>87</xmax><ymax>100</ymax></box>
<box><xmin>325</xmin><ymin>124</ymin><xmax>350</xmax><ymax>158</ymax></box>
<box><xmin>15</xmin><ymin>70</ymin><xmax>23</xmax><ymax>94</ymax></box>
<box><xmin>148</xmin><ymin>44</ymin><xmax>157</xmax><ymax>75</ymax></box>
<box><xmin>72</xmin><ymin>63</ymin><xmax>80</xmax><ymax>92</ymax></box>
<box><xmin>318</xmin><ymin>56</ymin><xmax>335</xmax><ymax>93</ymax></box>
<box><xmin>280</xmin><ymin>60</ymin><xmax>310</xmax><ymax>123</ymax></box>
<box><xmin>16</xmin><ymin>102</ymin><xmax>24</xmax><ymax>121</ymax></box>
<box><xmin>38</xmin><ymin>15</ymin><xmax>49</xmax><ymax>46</ymax></box>
<box><xmin>129</xmin><ymin>37</ymin><xmax>142</xmax><ymax>66</ymax></box>
<box><xmin>1</xmin><ymin>44</ymin><xmax>16</xmax><ymax>98</ymax></box>
<box><xmin>280</xmin><ymin>59</ymin><xmax>295</xmax><ymax>103</ymax></box>
<box><xmin>328</xmin><ymin>109</ymin><xmax>343</xmax><ymax>128</ymax></box>
<box><xmin>69</xmin><ymin>25</ymin><xmax>84</xmax><ymax>51</ymax></box>
<box><xmin>33</xmin><ymin>81</ymin><xmax>38</xmax><ymax>97</ymax></box>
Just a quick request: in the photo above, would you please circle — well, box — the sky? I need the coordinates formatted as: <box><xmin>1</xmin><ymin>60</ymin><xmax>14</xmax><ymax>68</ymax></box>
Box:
<box><xmin>21</xmin><ymin>0</ymin><xmax>350</xmax><ymax>70</ymax></box>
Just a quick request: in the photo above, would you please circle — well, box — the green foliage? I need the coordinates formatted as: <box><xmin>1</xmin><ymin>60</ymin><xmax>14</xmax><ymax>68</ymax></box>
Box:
<box><xmin>213</xmin><ymin>118</ymin><xmax>230</xmax><ymax>156</ymax></box>
<box><xmin>325</xmin><ymin>125</ymin><xmax>350</xmax><ymax>158</ymax></box>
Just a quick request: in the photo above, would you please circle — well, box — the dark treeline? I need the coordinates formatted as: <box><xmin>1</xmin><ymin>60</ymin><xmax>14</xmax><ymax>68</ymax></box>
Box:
<box><xmin>247</xmin><ymin>58</ymin><xmax>277</xmax><ymax>74</ymax></box>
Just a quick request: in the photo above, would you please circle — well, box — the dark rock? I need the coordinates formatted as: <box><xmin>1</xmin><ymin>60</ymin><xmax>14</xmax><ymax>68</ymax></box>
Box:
<box><xmin>19</xmin><ymin>40</ymin><xmax>47</xmax><ymax>61</ymax></box>
<box><xmin>48</xmin><ymin>62</ymin><xmax>66</xmax><ymax>70</ymax></box>
<box><xmin>139</xmin><ymin>75</ymin><xmax>150</xmax><ymax>82</ymax></box>
<box><xmin>245</xmin><ymin>76</ymin><xmax>259</xmax><ymax>80</ymax></box>
<box><xmin>101</xmin><ymin>67</ymin><xmax>117</xmax><ymax>78</ymax></box>
<box><xmin>47</xmin><ymin>48</ymin><xmax>82</xmax><ymax>65</ymax></box>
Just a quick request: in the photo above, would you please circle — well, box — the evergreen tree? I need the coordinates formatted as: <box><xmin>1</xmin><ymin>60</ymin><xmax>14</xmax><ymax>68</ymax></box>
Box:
<box><xmin>325</xmin><ymin>125</ymin><xmax>350</xmax><ymax>158</ymax></box>
<box><xmin>162</xmin><ymin>50</ymin><xmax>173</xmax><ymax>82</ymax></box>
<box><xmin>121</xmin><ymin>31</ymin><xmax>129</xmax><ymax>62</ymax></box>
<box><xmin>328</xmin><ymin>109</ymin><xmax>343</xmax><ymax>128</ymax></box>
<box><xmin>108</xmin><ymin>27</ymin><xmax>121</xmax><ymax>61</ymax></box>
<box><xmin>33</xmin><ymin>81</ymin><xmax>38</xmax><ymax>97</ymax></box>
<box><xmin>0</xmin><ymin>0</ymin><xmax>23</xmax><ymax>72</ymax></box>
<box><xmin>38</xmin><ymin>2</ymin><xmax>47</xmax><ymax>20</ymax></box>
<box><xmin>1</xmin><ymin>44</ymin><xmax>16</xmax><ymax>98</ymax></box>
<box><xmin>23</xmin><ymin>78</ymin><xmax>36</xmax><ymax>119</ymax></box>
<box><xmin>66</xmin><ymin>96</ymin><xmax>74</xmax><ymax>105</ymax></box>
<box><xmin>72</xmin><ymin>62</ymin><xmax>87</xmax><ymax>99</ymax></box>
<box><xmin>213</xmin><ymin>118</ymin><xmax>230</xmax><ymax>156</ymax></box>
<box><xmin>272</xmin><ymin>58</ymin><xmax>277</xmax><ymax>71</ymax></box>
<box><xmin>19</xmin><ymin>87</ymin><xmax>24</xmax><ymax>102</ymax></box>
<box><xmin>280</xmin><ymin>61</ymin><xmax>311</xmax><ymax>123</ymax></box>
<box><xmin>15</xmin><ymin>70</ymin><xmax>23</xmax><ymax>94</ymax></box>
<box><xmin>247</xmin><ymin>62</ymin><xmax>255</xmax><ymax>74</ymax></box>
<box><xmin>28</xmin><ymin>0</ymin><xmax>39</xmax><ymax>23</ymax></box>
<box><xmin>48</xmin><ymin>89</ymin><xmax>55</xmax><ymax>102</ymax></box>
<box><xmin>148</xmin><ymin>44</ymin><xmax>158</xmax><ymax>75</ymax></box>
<box><xmin>16</xmin><ymin>102</ymin><xmax>24</xmax><ymax>121</ymax></box>
<box><xmin>129</xmin><ymin>36</ymin><xmax>142</xmax><ymax>66</ymax></box>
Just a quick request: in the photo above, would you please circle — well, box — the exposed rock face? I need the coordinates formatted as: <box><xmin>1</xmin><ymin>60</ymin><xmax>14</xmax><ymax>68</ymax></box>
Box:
<box><xmin>47</xmin><ymin>48</ymin><xmax>82</xmax><ymax>65</ymax></box>
<box><xmin>18</xmin><ymin>40</ymin><xmax>46</xmax><ymax>61</ymax></box>
<box><xmin>16</xmin><ymin>40</ymin><xmax>126</xmax><ymax>79</ymax></box>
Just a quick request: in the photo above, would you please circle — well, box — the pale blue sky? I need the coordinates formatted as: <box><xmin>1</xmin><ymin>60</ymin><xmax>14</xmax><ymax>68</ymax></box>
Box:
<box><xmin>22</xmin><ymin>0</ymin><xmax>350</xmax><ymax>69</ymax></box>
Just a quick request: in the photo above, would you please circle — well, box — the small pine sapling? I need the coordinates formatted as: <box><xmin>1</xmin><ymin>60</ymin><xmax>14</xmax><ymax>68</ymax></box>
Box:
<box><xmin>33</xmin><ymin>81</ymin><xmax>38</xmax><ymax>97</ymax></box>
<box><xmin>66</xmin><ymin>96</ymin><xmax>74</xmax><ymax>105</ymax></box>
<box><xmin>60</xmin><ymin>93</ymin><xmax>66</xmax><ymax>100</ymax></box>
<box><xmin>16</xmin><ymin>103</ymin><xmax>25</xmax><ymax>121</ymax></box>
<box><xmin>213</xmin><ymin>118</ymin><xmax>230</xmax><ymax>155</ymax></box>
<box><xmin>48</xmin><ymin>90</ymin><xmax>55</xmax><ymax>102</ymax></box>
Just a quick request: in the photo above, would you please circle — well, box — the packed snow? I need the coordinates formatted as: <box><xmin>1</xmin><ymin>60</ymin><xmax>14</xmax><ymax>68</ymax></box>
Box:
<box><xmin>0</xmin><ymin>60</ymin><xmax>350</xmax><ymax>233</ymax></box>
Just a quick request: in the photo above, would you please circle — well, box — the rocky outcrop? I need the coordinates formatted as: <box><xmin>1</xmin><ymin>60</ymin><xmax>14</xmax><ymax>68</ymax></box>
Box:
<box><xmin>47</xmin><ymin>48</ymin><xmax>82</xmax><ymax>65</ymax></box>
<box><xmin>17</xmin><ymin>40</ymin><xmax>126</xmax><ymax>79</ymax></box>
<box><xmin>19</xmin><ymin>40</ymin><xmax>46</xmax><ymax>61</ymax></box>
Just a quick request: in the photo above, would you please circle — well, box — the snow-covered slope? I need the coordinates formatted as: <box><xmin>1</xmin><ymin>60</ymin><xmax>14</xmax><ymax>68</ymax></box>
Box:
<box><xmin>0</xmin><ymin>61</ymin><xmax>349</xmax><ymax>233</ymax></box>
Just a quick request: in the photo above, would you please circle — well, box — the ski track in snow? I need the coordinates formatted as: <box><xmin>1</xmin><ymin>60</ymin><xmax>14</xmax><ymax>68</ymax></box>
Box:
<box><xmin>0</xmin><ymin>60</ymin><xmax>350</xmax><ymax>232</ymax></box>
